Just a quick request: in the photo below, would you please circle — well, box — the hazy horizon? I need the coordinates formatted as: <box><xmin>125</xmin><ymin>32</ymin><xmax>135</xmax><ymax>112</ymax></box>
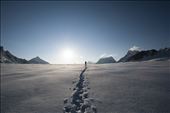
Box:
<box><xmin>1</xmin><ymin>1</ymin><xmax>170</xmax><ymax>64</ymax></box>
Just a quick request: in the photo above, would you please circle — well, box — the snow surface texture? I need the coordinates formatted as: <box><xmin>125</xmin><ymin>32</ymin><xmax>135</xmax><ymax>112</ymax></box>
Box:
<box><xmin>87</xmin><ymin>61</ymin><xmax>170</xmax><ymax>113</ymax></box>
<box><xmin>1</xmin><ymin>64</ymin><xmax>84</xmax><ymax>113</ymax></box>
<box><xmin>1</xmin><ymin>60</ymin><xmax>170</xmax><ymax>113</ymax></box>
<box><xmin>63</xmin><ymin>67</ymin><xmax>97</xmax><ymax>113</ymax></box>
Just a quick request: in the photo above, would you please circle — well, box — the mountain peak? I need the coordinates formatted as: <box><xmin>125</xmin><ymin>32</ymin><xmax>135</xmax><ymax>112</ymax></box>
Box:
<box><xmin>29</xmin><ymin>56</ymin><xmax>49</xmax><ymax>64</ymax></box>
<box><xmin>118</xmin><ymin>47</ymin><xmax>140</xmax><ymax>62</ymax></box>
<box><xmin>0</xmin><ymin>46</ymin><xmax>28</xmax><ymax>64</ymax></box>
<box><xmin>96</xmin><ymin>56</ymin><xmax>116</xmax><ymax>64</ymax></box>
<box><xmin>35</xmin><ymin>56</ymin><xmax>40</xmax><ymax>59</ymax></box>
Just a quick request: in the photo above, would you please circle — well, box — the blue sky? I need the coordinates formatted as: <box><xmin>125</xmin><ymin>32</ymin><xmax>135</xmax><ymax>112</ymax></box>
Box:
<box><xmin>1</xmin><ymin>1</ymin><xmax>170</xmax><ymax>64</ymax></box>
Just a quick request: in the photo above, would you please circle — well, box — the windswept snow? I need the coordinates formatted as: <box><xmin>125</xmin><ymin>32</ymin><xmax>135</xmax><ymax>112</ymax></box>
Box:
<box><xmin>87</xmin><ymin>61</ymin><xmax>170</xmax><ymax>113</ymax></box>
<box><xmin>1</xmin><ymin>64</ymin><xmax>84</xmax><ymax>113</ymax></box>
<box><xmin>1</xmin><ymin>60</ymin><xmax>170</xmax><ymax>113</ymax></box>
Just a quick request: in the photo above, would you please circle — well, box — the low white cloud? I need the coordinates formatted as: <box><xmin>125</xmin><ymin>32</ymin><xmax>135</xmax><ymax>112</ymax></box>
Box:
<box><xmin>129</xmin><ymin>46</ymin><xmax>141</xmax><ymax>51</ymax></box>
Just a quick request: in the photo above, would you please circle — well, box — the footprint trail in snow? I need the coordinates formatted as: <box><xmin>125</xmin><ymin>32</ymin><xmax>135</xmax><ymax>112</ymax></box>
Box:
<box><xmin>63</xmin><ymin>67</ymin><xmax>97</xmax><ymax>113</ymax></box>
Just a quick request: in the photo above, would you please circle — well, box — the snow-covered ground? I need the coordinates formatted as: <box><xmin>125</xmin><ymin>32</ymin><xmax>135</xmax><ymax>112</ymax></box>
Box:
<box><xmin>86</xmin><ymin>61</ymin><xmax>170</xmax><ymax>113</ymax></box>
<box><xmin>1</xmin><ymin>64</ymin><xmax>84</xmax><ymax>113</ymax></box>
<box><xmin>1</xmin><ymin>61</ymin><xmax>170</xmax><ymax>113</ymax></box>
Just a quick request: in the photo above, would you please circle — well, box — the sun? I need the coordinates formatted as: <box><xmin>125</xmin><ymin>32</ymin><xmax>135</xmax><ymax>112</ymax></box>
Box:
<box><xmin>63</xmin><ymin>49</ymin><xmax>74</xmax><ymax>59</ymax></box>
<box><xmin>62</xmin><ymin>49</ymin><xmax>75</xmax><ymax>64</ymax></box>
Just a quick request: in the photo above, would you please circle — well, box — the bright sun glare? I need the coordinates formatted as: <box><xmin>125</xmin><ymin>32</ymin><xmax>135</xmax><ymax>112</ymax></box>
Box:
<box><xmin>63</xmin><ymin>49</ymin><xmax>74</xmax><ymax>59</ymax></box>
<box><xmin>62</xmin><ymin>49</ymin><xmax>75</xmax><ymax>64</ymax></box>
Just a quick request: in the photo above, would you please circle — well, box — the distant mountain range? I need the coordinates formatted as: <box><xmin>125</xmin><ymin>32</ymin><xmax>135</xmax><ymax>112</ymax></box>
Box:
<box><xmin>96</xmin><ymin>47</ymin><xmax>170</xmax><ymax>64</ymax></box>
<box><xmin>0</xmin><ymin>46</ymin><xmax>49</xmax><ymax>64</ymax></box>
<box><xmin>96</xmin><ymin>56</ymin><xmax>116</xmax><ymax>64</ymax></box>
<box><xmin>124</xmin><ymin>48</ymin><xmax>170</xmax><ymax>62</ymax></box>
<box><xmin>1</xmin><ymin>46</ymin><xmax>169</xmax><ymax>64</ymax></box>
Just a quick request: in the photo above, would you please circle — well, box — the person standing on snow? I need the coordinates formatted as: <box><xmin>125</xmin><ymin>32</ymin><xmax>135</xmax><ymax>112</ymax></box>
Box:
<box><xmin>85</xmin><ymin>61</ymin><xmax>87</xmax><ymax>68</ymax></box>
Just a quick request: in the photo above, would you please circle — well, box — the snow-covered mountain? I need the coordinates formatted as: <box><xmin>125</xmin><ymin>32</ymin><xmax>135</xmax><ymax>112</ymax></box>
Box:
<box><xmin>118</xmin><ymin>50</ymin><xmax>140</xmax><ymax>62</ymax></box>
<box><xmin>118</xmin><ymin>46</ymin><xmax>141</xmax><ymax>62</ymax></box>
<box><xmin>119</xmin><ymin>47</ymin><xmax>170</xmax><ymax>62</ymax></box>
<box><xmin>28</xmin><ymin>56</ymin><xmax>49</xmax><ymax>64</ymax></box>
<box><xmin>96</xmin><ymin>56</ymin><xmax>116</xmax><ymax>64</ymax></box>
<box><xmin>127</xmin><ymin>48</ymin><xmax>170</xmax><ymax>62</ymax></box>
<box><xmin>0</xmin><ymin>46</ymin><xmax>49</xmax><ymax>64</ymax></box>
<box><xmin>0</xmin><ymin>46</ymin><xmax>28</xmax><ymax>63</ymax></box>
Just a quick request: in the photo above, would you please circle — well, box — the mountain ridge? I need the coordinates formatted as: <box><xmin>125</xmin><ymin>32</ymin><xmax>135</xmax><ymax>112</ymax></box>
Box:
<box><xmin>118</xmin><ymin>50</ymin><xmax>140</xmax><ymax>62</ymax></box>
<box><xmin>1</xmin><ymin>46</ymin><xmax>169</xmax><ymax>64</ymax></box>
<box><xmin>0</xmin><ymin>46</ymin><xmax>49</xmax><ymax>64</ymax></box>
<box><xmin>118</xmin><ymin>47</ymin><xmax>170</xmax><ymax>62</ymax></box>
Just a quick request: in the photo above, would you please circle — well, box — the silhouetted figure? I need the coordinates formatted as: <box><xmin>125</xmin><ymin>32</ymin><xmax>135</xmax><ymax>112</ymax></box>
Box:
<box><xmin>85</xmin><ymin>61</ymin><xmax>87</xmax><ymax>68</ymax></box>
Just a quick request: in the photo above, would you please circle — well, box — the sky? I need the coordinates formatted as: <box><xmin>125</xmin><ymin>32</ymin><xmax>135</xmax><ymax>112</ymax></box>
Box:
<box><xmin>1</xmin><ymin>1</ymin><xmax>170</xmax><ymax>64</ymax></box>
